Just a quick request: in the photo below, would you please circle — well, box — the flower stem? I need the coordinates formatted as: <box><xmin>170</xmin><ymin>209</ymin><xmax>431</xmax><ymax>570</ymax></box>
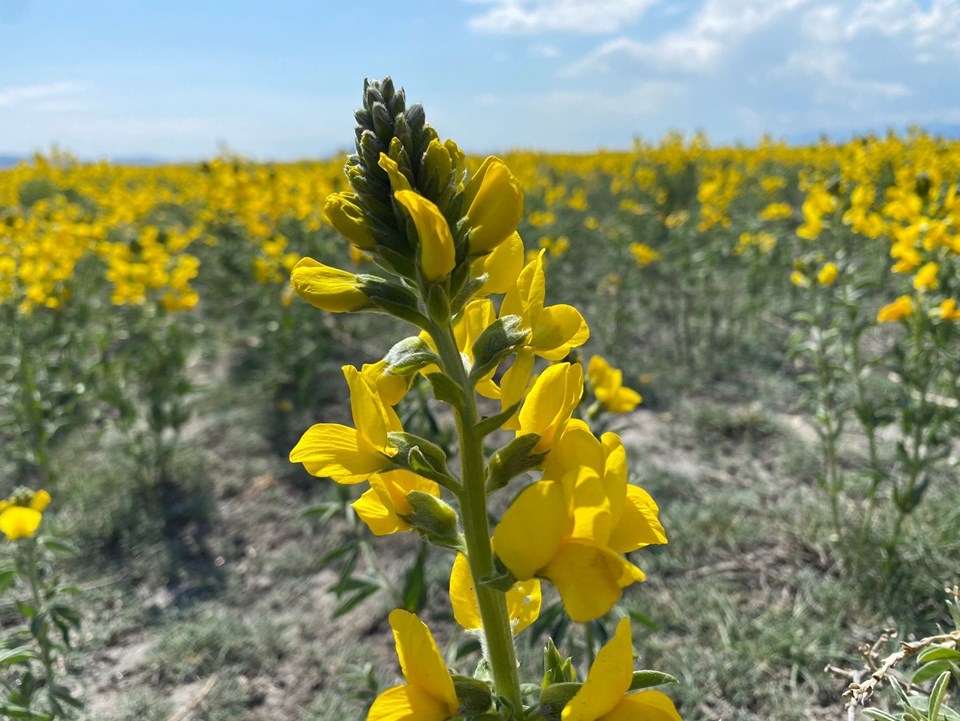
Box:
<box><xmin>429</xmin><ymin>318</ymin><xmax>524</xmax><ymax>718</ymax></box>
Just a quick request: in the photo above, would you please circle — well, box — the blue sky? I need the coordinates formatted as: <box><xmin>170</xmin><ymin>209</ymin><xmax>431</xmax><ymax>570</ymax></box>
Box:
<box><xmin>1</xmin><ymin>0</ymin><xmax>958</xmax><ymax>159</ymax></box>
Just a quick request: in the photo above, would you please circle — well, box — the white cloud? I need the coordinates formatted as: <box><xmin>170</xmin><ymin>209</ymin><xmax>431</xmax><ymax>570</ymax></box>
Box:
<box><xmin>0</xmin><ymin>82</ymin><xmax>84</xmax><ymax>109</ymax></box>
<box><xmin>467</xmin><ymin>0</ymin><xmax>658</xmax><ymax>34</ymax></box>
<box><xmin>530</xmin><ymin>43</ymin><xmax>561</xmax><ymax>58</ymax></box>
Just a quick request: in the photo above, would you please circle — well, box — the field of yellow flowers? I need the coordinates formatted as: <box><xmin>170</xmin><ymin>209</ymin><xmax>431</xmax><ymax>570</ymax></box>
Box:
<box><xmin>1</xmin><ymin>119</ymin><xmax>959</xmax><ymax>721</ymax></box>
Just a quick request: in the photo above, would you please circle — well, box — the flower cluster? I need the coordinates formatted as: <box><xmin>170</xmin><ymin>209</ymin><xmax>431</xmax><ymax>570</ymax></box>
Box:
<box><xmin>0</xmin><ymin>488</ymin><xmax>50</xmax><ymax>541</ymax></box>
<box><xmin>287</xmin><ymin>78</ymin><xmax>678</xmax><ymax>721</ymax></box>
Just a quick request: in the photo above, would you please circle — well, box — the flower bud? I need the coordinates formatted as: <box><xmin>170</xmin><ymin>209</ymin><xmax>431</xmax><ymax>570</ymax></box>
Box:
<box><xmin>289</xmin><ymin>258</ymin><xmax>370</xmax><ymax>313</ymax></box>
<box><xmin>322</xmin><ymin>193</ymin><xmax>377</xmax><ymax>250</ymax></box>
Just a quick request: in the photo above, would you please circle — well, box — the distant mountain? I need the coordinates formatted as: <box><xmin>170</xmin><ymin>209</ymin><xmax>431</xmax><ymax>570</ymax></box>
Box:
<box><xmin>0</xmin><ymin>155</ymin><xmax>24</xmax><ymax>168</ymax></box>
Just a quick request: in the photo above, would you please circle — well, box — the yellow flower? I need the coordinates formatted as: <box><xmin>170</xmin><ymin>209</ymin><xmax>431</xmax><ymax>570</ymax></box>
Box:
<box><xmin>759</xmin><ymin>202</ymin><xmax>792</xmax><ymax>221</ymax></box>
<box><xmin>790</xmin><ymin>270</ymin><xmax>810</xmax><ymax>288</ymax></box>
<box><xmin>494</xmin><ymin>422</ymin><xmax>665</xmax><ymax>621</ymax></box>
<box><xmin>394</xmin><ymin>190</ymin><xmax>456</xmax><ymax>281</ymax></box>
<box><xmin>367</xmin><ymin>610</ymin><xmax>459</xmax><ymax>721</ymax></box>
<box><xmin>629</xmin><ymin>243</ymin><xmax>661</xmax><ymax>268</ymax></box>
<box><xmin>561</xmin><ymin>617</ymin><xmax>681</xmax><ymax>721</ymax></box>
<box><xmin>937</xmin><ymin>298</ymin><xmax>960</xmax><ymax>321</ymax></box>
<box><xmin>817</xmin><ymin>262</ymin><xmax>838</xmax><ymax>286</ymax></box>
<box><xmin>0</xmin><ymin>489</ymin><xmax>50</xmax><ymax>541</ymax></box>
<box><xmin>913</xmin><ymin>261</ymin><xmax>939</xmax><ymax>291</ymax></box>
<box><xmin>448</xmin><ymin>553</ymin><xmax>541</xmax><ymax>634</ymax></box>
<box><xmin>587</xmin><ymin>356</ymin><xmax>642</xmax><ymax>413</ymax></box>
<box><xmin>378</xmin><ymin>153</ymin><xmax>414</xmax><ymax>193</ymax></box>
<box><xmin>352</xmin><ymin>470</ymin><xmax>441</xmax><ymax>536</ymax></box>
<box><xmin>877</xmin><ymin>295</ymin><xmax>914</xmax><ymax>323</ymax></box>
<box><xmin>289</xmin><ymin>365</ymin><xmax>402</xmax><ymax>483</ymax></box>
<box><xmin>289</xmin><ymin>257</ymin><xmax>370</xmax><ymax>312</ymax></box>
<box><xmin>461</xmin><ymin>157</ymin><xmax>524</xmax><ymax>255</ymax></box>
<box><xmin>501</xmin><ymin>251</ymin><xmax>589</xmax><ymax>361</ymax></box>
<box><xmin>323</xmin><ymin>193</ymin><xmax>377</xmax><ymax>250</ymax></box>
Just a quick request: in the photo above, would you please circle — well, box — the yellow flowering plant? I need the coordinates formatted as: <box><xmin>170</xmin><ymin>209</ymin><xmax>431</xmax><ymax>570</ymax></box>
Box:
<box><xmin>0</xmin><ymin>488</ymin><xmax>82</xmax><ymax>719</ymax></box>
<box><xmin>288</xmin><ymin>78</ymin><xmax>681</xmax><ymax>721</ymax></box>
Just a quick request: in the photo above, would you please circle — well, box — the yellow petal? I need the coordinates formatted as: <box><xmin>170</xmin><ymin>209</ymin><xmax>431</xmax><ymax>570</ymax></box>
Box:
<box><xmin>531</xmin><ymin>304</ymin><xmax>590</xmax><ymax>361</ymax></box>
<box><xmin>290</xmin><ymin>257</ymin><xmax>369</xmax><ymax>312</ymax></box>
<box><xmin>600</xmin><ymin>432</ymin><xmax>627</xmax><ymax>526</ymax></box>
<box><xmin>561</xmin><ymin>617</ymin><xmax>633</xmax><ymax>721</ymax></box>
<box><xmin>450</xmin><ymin>553</ymin><xmax>543</xmax><ymax>634</ymax></box>
<box><xmin>506</xmin><ymin>578</ymin><xmax>542</xmax><ymax>634</ymax></box>
<box><xmin>542</xmin><ymin>419</ymin><xmax>604</xmax><ymax>482</ymax></box>
<box><xmin>462</xmin><ymin>157</ymin><xmax>524</xmax><ymax>255</ymax></box>
<box><xmin>603</xmin><ymin>691</ymin><xmax>683</xmax><ymax>721</ymax></box>
<box><xmin>449</xmin><ymin>552</ymin><xmax>483</xmax><ymax>630</ymax></box>
<box><xmin>345</xmin><ymin>365</ymin><xmax>402</xmax><ymax>451</ymax></box>
<box><xmin>493</xmin><ymin>480</ymin><xmax>567</xmax><ymax>580</ymax></box>
<box><xmin>353</xmin><ymin>482</ymin><xmax>408</xmax><ymax>536</ymax></box>
<box><xmin>475</xmin><ymin>232</ymin><xmax>524</xmax><ymax>296</ymax></box>
<box><xmin>378</xmin><ymin>153</ymin><xmax>413</xmax><ymax>193</ymax></box>
<box><xmin>518</xmin><ymin>362</ymin><xmax>584</xmax><ymax>452</ymax></box>
<box><xmin>289</xmin><ymin>423</ymin><xmax>390</xmax><ymax>483</ymax></box>
<box><xmin>565</xmin><ymin>467</ymin><xmax>612</xmax><ymax>545</ymax></box>
<box><xmin>499</xmin><ymin>348</ymin><xmax>535</xmax><ymax>430</ymax></box>
<box><xmin>361</xmin><ymin>360</ymin><xmax>410</xmax><ymax>407</ymax></box>
<box><xmin>394</xmin><ymin>190</ymin><xmax>456</xmax><ymax>281</ymax></box>
<box><xmin>544</xmin><ymin>541</ymin><xmax>644</xmax><ymax>622</ymax></box>
<box><xmin>0</xmin><ymin>507</ymin><xmax>42</xmax><ymax>541</ymax></box>
<box><xmin>389</xmin><ymin>610</ymin><xmax>458</xmax><ymax>714</ymax></box>
<box><xmin>367</xmin><ymin>684</ymin><xmax>452</xmax><ymax>721</ymax></box>
<box><xmin>31</xmin><ymin>490</ymin><xmax>51</xmax><ymax>512</ymax></box>
<box><xmin>606</xmin><ymin>387</ymin><xmax>642</xmax><ymax>413</ymax></box>
<box><xmin>323</xmin><ymin>192</ymin><xmax>377</xmax><ymax>249</ymax></box>
<box><xmin>608</xmin><ymin>485</ymin><xmax>667</xmax><ymax>553</ymax></box>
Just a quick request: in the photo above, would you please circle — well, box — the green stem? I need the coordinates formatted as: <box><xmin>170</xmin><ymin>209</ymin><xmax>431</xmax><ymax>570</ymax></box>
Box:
<box><xmin>429</xmin><ymin>318</ymin><xmax>524</xmax><ymax>718</ymax></box>
<box><xmin>25</xmin><ymin>541</ymin><xmax>57</xmax><ymax>703</ymax></box>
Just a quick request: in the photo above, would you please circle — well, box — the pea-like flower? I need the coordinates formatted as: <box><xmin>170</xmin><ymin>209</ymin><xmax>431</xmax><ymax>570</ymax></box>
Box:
<box><xmin>289</xmin><ymin>365</ymin><xmax>402</xmax><ymax>483</ymax></box>
<box><xmin>587</xmin><ymin>356</ymin><xmax>642</xmax><ymax>414</ymax></box>
<box><xmin>501</xmin><ymin>251</ymin><xmax>589</xmax><ymax>361</ymax></box>
<box><xmin>877</xmin><ymin>295</ymin><xmax>915</xmax><ymax>323</ymax></box>
<box><xmin>561</xmin><ymin>617</ymin><xmax>681</xmax><ymax>721</ymax></box>
<box><xmin>352</xmin><ymin>470</ymin><xmax>441</xmax><ymax>536</ymax></box>
<box><xmin>0</xmin><ymin>489</ymin><xmax>51</xmax><ymax>541</ymax></box>
<box><xmin>367</xmin><ymin>610</ymin><xmax>460</xmax><ymax>721</ymax></box>
<box><xmin>323</xmin><ymin>192</ymin><xmax>378</xmax><ymax>250</ymax></box>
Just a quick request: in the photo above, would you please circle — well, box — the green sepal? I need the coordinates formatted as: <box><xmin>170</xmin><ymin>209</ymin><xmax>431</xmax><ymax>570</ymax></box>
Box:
<box><xmin>387</xmin><ymin>431</ymin><xmax>455</xmax><ymax>485</ymax></box>
<box><xmin>448</xmin><ymin>260</ymin><xmax>478</xmax><ymax>316</ymax></box>
<box><xmin>487</xmin><ymin>434</ymin><xmax>546</xmax><ymax>493</ymax></box>
<box><xmin>402</xmin><ymin>492</ymin><xmax>461</xmax><ymax>549</ymax></box>
<box><xmin>470</xmin><ymin>315</ymin><xmax>530</xmax><ymax>384</ymax></box>
<box><xmin>543</xmin><ymin>638</ymin><xmax>578</xmax><ymax>688</ymax></box>
<box><xmin>385</xmin><ymin>336</ymin><xmax>440</xmax><ymax>375</ymax></box>
<box><xmin>360</xmin><ymin>275</ymin><xmax>427</xmax><ymax>327</ymax></box>
<box><xmin>426</xmin><ymin>372</ymin><xmax>466</xmax><ymax>409</ymax></box>
<box><xmin>539</xmin><ymin>682</ymin><xmax>582</xmax><ymax>721</ymax></box>
<box><xmin>426</xmin><ymin>283</ymin><xmax>452</xmax><ymax>325</ymax></box>
<box><xmin>629</xmin><ymin>670</ymin><xmax>680</xmax><ymax>690</ymax></box>
<box><xmin>474</xmin><ymin>401</ymin><xmax>522</xmax><ymax>438</ymax></box>
<box><xmin>452</xmin><ymin>675</ymin><xmax>495</xmax><ymax>716</ymax></box>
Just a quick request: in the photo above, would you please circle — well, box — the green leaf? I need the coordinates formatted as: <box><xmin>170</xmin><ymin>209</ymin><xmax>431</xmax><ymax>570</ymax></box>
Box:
<box><xmin>629</xmin><ymin>670</ymin><xmax>679</xmax><ymax>690</ymax></box>
<box><xmin>862</xmin><ymin>710</ymin><xmax>900</xmax><ymax>721</ymax></box>
<box><xmin>474</xmin><ymin>401</ymin><xmax>522</xmax><ymax>438</ymax></box>
<box><xmin>333</xmin><ymin>585</ymin><xmax>381</xmax><ymax>618</ymax></box>
<box><xmin>918</xmin><ymin>648</ymin><xmax>960</xmax><ymax>664</ymax></box>
<box><xmin>469</xmin><ymin>315</ymin><xmax>529</xmax><ymax>384</ymax></box>
<box><xmin>401</xmin><ymin>546</ymin><xmax>427</xmax><ymax>613</ymax></box>
<box><xmin>928</xmin><ymin>671</ymin><xmax>951</xmax><ymax>721</ymax></box>
<box><xmin>385</xmin><ymin>336</ymin><xmax>440</xmax><ymax>375</ymax></box>
<box><xmin>913</xmin><ymin>659</ymin><xmax>958</xmax><ymax>685</ymax></box>
<box><xmin>0</xmin><ymin>646</ymin><xmax>37</xmax><ymax>666</ymax></box>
